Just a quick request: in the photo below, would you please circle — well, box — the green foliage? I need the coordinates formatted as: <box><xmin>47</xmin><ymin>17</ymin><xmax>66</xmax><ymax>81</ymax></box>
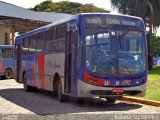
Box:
<box><xmin>150</xmin><ymin>34</ymin><xmax>160</xmax><ymax>56</ymax></box>
<box><xmin>72</xmin><ymin>4</ymin><xmax>109</xmax><ymax>14</ymax></box>
<box><xmin>30</xmin><ymin>0</ymin><xmax>109</xmax><ymax>14</ymax></box>
<box><xmin>30</xmin><ymin>0</ymin><xmax>53</xmax><ymax>12</ymax></box>
<box><xmin>111</xmin><ymin>0</ymin><xmax>147</xmax><ymax>17</ymax></box>
<box><xmin>111</xmin><ymin>0</ymin><xmax>160</xmax><ymax>30</ymax></box>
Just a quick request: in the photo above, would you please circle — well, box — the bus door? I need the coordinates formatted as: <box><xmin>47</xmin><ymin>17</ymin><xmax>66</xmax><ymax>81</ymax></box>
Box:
<box><xmin>16</xmin><ymin>45</ymin><xmax>23</xmax><ymax>83</ymax></box>
<box><xmin>65</xmin><ymin>30</ymin><xmax>78</xmax><ymax>94</ymax></box>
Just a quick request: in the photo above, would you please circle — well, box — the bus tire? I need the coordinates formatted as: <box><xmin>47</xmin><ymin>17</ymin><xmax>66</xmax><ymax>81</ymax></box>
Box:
<box><xmin>5</xmin><ymin>68</ymin><xmax>13</xmax><ymax>79</ymax></box>
<box><xmin>106</xmin><ymin>98</ymin><xmax>116</xmax><ymax>103</ymax></box>
<box><xmin>58</xmin><ymin>80</ymin><xmax>67</xmax><ymax>102</ymax></box>
<box><xmin>23</xmin><ymin>73</ymin><xmax>32</xmax><ymax>92</ymax></box>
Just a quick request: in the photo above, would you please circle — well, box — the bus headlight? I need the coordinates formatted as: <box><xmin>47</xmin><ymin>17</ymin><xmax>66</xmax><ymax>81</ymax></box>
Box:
<box><xmin>136</xmin><ymin>80</ymin><xmax>144</xmax><ymax>84</ymax></box>
<box><xmin>84</xmin><ymin>72</ymin><xmax>104</xmax><ymax>86</ymax></box>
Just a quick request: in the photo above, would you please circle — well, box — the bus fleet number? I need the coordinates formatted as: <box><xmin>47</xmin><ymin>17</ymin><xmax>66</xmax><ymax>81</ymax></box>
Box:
<box><xmin>122</xmin><ymin>80</ymin><xmax>131</xmax><ymax>86</ymax></box>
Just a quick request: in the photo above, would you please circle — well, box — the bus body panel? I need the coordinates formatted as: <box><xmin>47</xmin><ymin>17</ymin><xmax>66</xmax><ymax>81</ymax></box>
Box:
<box><xmin>77</xmin><ymin>79</ymin><xmax>146</xmax><ymax>97</ymax></box>
<box><xmin>20</xmin><ymin>53</ymin><xmax>65</xmax><ymax>91</ymax></box>
<box><xmin>45</xmin><ymin>53</ymin><xmax>65</xmax><ymax>78</ymax></box>
<box><xmin>44</xmin><ymin>53</ymin><xmax>65</xmax><ymax>91</ymax></box>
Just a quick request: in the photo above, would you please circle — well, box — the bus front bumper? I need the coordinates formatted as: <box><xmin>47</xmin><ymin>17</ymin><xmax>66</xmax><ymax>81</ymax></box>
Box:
<box><xmin>77</xmin><ymin>80</ymin><xmax>146</xmax><ymax>98</ymax></box>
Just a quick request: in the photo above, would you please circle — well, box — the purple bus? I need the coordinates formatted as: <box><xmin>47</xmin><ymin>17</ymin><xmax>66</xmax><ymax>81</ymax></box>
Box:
<box><xmin>14</xmin><ymin>13</ymin><xmax>147</xmax><ymax>103</ymax></box>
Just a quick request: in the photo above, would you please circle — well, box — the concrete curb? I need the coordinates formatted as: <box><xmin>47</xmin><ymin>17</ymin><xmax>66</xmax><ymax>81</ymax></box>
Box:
<box><xmin>119</xmin><ymin>96</ymin><xmax>160</xmax><ymax>107</ymax></box>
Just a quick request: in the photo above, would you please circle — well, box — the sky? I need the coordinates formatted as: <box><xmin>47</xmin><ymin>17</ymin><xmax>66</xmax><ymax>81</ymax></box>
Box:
<box><xmin>0</xmin><ymin>0</ymin><xmax>160</xmax><ymax>36</ymax></box>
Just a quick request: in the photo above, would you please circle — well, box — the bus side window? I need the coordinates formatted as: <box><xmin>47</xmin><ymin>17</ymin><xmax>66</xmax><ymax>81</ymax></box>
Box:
<box><xmin>45</xmin><ymin>28</ymin><xmax>55</xmax><ymax>53</ymax></box>
<box><xmin>54</xmin><ymin>39</ymin><xmax>65</xmax><ymax>53</ymax></box>
<box><xmin>28</xmin><ymin>35</ymin><xmax>37</xmax><ymax>55</ymax></box>
<box><xmin>3</xmin><ymin>48</ymin><xmax>13</xmax><ymax>58</ymax></box>
<box><xmin>54</xmin><ymin>23</ymin><xmax>67</xmax><ymax>53</ymax></box>
<box><xmin>36</xmin><ymin>32</ymin><xmax>45</xmax><ymax>54</ymax></box>
<box><xmin>23</xmin><ymin>37</ymin><xmax>30</xmax><ymax>56</ymax></box>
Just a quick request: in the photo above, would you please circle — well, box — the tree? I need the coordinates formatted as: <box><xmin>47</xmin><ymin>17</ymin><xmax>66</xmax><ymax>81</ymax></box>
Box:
<box><xmin>31</xmin><ymin>0</ymin><xmax>53</xmax><ymax>12</ymax></box>
<box><xmin>111</xmin><ymin>0</ymin><xmax>160</xmax><ymax>30</ymax></box>
<box><xmin>111</xmin><ymin>0</ymin><xmax>160</xmax><ymax>69</ymax></box>
<box><xmin>30</xmin><ymin>0</ymin><xmax>109</xmax><ymax>14</ymax></box>
<box><xmin>150</xmin><ymin>34</ymin><xmax>160</xmax><ymax>56</ymax></box>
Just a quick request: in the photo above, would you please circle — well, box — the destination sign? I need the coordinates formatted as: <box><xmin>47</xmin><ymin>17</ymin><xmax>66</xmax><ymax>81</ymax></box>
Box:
<box><xmin>87</xmin><ymin>17</ymin><xmax>102</xmax><ymax>24</ymax></box>
<box><xmin>83</xmin><ymin>16</ymin><xmax>143</xmax><ymax>28</ymax></box>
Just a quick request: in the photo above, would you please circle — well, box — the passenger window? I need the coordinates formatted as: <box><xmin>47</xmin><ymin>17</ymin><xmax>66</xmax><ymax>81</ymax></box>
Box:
<box><xmin>36</xmin><ymin>32</ymin><xmax>45</xmax><ymax>53</ymax></box>
<box><xmin>54</xmin><ymin>23</ymin><xmax>67</xmax><ymax>53</ymax></box>
<box><xmin>23</xmin><ymin>37</ymin><xmax>30</xmax><ymax>55</ymax></box>
<box><xmin>3</xmin><ymin>48</ymin><xmax>13</xmax><ymax>58</ymax></box>
<box><xmin>45</xmin><ymin>28</ymin><xmax>55</xmax><ymax>53</ymax></box>
<box><xmin>54</xmin><ymin>39</ymin><xmax>65</xmax><ymax>52</ymax></box>
<box><xmin>28</xmin><ymin>35</ymin><xmax>37</xmax><ymax>55</ymax></box>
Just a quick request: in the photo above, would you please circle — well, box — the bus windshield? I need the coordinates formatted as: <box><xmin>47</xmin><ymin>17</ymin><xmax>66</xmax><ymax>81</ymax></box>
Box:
<box><xmin>85</xmin><ymin>28</ymin><xmax>146</xmax><ymax>75</ymax></box>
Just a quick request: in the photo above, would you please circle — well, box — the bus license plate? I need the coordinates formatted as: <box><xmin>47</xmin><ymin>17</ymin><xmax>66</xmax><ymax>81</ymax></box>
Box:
<box><xmin>112</xmin><ymin>88</ymin><xmax>123</xmax><ymax>93</ymax></box>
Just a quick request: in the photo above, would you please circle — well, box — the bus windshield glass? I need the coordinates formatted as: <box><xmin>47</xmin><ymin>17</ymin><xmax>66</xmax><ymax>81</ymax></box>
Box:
<box><xmin>85</xmin><ymin>28</ymin><xmax>146</xmax><ymax>75</ymax></box>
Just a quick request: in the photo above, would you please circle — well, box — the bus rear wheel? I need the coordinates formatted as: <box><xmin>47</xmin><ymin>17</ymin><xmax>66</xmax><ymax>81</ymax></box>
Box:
<box><xmin>58</xmin><ymin>80</ymin><xmax>67</xmax><ymax>102</ymax></box>
<box><xmin>5</xmin><ymin>68</ymin><xmax>13</xmax><ymax>79</ymax></box>
<box><xmin>106</xmin><ymin>98</ymin><xmax>116</xmax><ymax>103</ymax></box>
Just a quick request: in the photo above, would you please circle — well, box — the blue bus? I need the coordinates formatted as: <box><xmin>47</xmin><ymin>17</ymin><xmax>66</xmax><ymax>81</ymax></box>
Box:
<box><xmin>0</xmin><ymin>45</ymin><xmax>14</xmax><ymax>79</ymax></box>
<box><xmin>14</xmin><ymin>13</ymin><xmax>147</xmax><ymax>103</ymax></box>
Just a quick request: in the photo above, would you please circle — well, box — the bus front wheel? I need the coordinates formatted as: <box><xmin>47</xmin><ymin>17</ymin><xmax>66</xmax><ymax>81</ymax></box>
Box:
<box><xmin>58</xmin><ymin>80</ymin><xmax>67</xmax><ymax>102</ymax></box>
<box><xmin>5</xmin><ymin>68</ymin><xmax>13</xmax><ymax>79</ymax></box>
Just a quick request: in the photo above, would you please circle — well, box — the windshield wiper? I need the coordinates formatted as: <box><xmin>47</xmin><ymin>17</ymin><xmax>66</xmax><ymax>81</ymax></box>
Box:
<box><xmin>119</xmin><ymin>31</ymin><xmax>130</xmax><ymax>40</ymax></box>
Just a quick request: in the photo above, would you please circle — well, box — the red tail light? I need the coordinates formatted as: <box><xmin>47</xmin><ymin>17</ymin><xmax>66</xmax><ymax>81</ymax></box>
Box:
<box><xmin>84</xmin><ymin>72</ymin><xmax>104</xmax><ymax>86</ymax></box>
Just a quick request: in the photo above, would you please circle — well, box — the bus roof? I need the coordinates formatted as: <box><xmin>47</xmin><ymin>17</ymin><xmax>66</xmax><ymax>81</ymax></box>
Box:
<box><xmin>15</xmin><ymin>15</ymin><xmax>77</xmax><ymax>40</ymax></box>
<box><xmin>15</xmin><ymin>13</ymin><xmax>143</xmax><ymax>40</ymax></box>
<box><xmin>0</xmin><ymin>45</ymin><xmax>14</xmax><ymax>48</ymax></box>
<box><xmin>79</xmin><ymin>13</ymin><xmax>142</xmax><ymax>19</ymax></box>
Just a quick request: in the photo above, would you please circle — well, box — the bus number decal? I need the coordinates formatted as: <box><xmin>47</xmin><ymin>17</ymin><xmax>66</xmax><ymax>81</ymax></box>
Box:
<box><xmin>115</xmin><ymin>81</ymin><xmax>120</xmax><ymax>86</ymax></box>
<box><xmin>122</xmin><ymin>80</ymin><xmax>131</xmax><ymax>86</ymax></box>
